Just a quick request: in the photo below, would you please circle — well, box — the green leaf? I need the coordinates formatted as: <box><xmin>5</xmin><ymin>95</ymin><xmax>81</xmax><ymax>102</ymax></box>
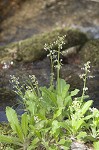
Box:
<box><xmin>0</xmin><ymin>135</ymin><xmax>20</xmax><ymax>145</ymax></box>
<box><xmin>31</xmin><ymin>137</ymin><xmax>39</xmax><ymax>145</ymax></box>
<box><xmin>6</xmin><ymin>107</ymin><xmax>19</xmax><ymax>131</ymax></box>
<box><xmin>0</xmin><ymin>135</ymin><xmax>13</xmax><ymax>144</ymax></box>
<box><xmin>24</xmin><ymin>90</ymin><xmax>38</xmax><ymax>115</ymax></box>
<box><xmin>84</xmin><ymin>114</ymin><xmax>93</xmax><ymax>120</ymax></box>
<box><xmin>6</xmin><ymin>107</ymin><xmax>23</xmax><ymax>141</ymax></box>
<box><xmin>51</xmin><ymin>120</ymin><xmax>60</xmax><ymax>134</ymax></box>
<box><xmin>40</xmin><ymin>87</ymin><xmax>57</xmax><ymax>106</ymax></box>
<box><xmin>59</xmin><ymin>146</ymin><xmax>70</xmax><ymax>150</ymax></box>
<box><xmin>21</xmin><ymin>113</ymin><xmax>29</xmax><ymax>137</ymax></box>
<box><xmin>58</xmin><ymin>139</ymin><xmax>66</xmax><ymax>144</ymax></box>
<box><xmin>27</xmin><ymin>138</ymin><xmax>39</xmax><ymax>150</ymax></box>
<box><xmin>85</xmin><ymin>135</ymin><xmax>96</xmax><ymax>142</ymax></box>
<box><xmin>5</xmin><ymin>148</ymin><xmax>14</xmax><ymax>150</ymax></box>
<box><xmin>53</xmin><ymin>107</ymin><xmax>63</xmax><ymax>119</ymax></box>
<box><xmin>26</xmin><ymin>101</ymin><xmax>37</xmax><ymax>115</ymax></box>
<box><xmin>58</xmin><ymin>139</ymin><xmax>72</xmax><ymax>150</ymax></box>
<box><xmin>35</xmin><ymin>120</ymin><xmax>46</xmax><ymax>130</ymax></box>
<box><xmin>57</xmin><ymin>95</ymin><xmax>63</xmax><ymax>107</ymax></box>
<box><xmin>49</xmin><ymin>146</ymin><xmax>58</xmax><ymax>150</ymax></box>
<box><xmin>93</xmin><ymin>141</ymin><xmax>99</xmax><ymax>150</ymax></box>
<box><xmin>56</xmin><ymin>79</ymin><xmax>71</xmax><ymax>107</ymax></box>
<box><xmin>81</xmin><ymin>100</ymin><xmax>93</xmax><ymax>116</ymax></box>
<box><xmin>61</xmin><ymin>84</ymin><xmax>70</xmax><ymax>99</ymax></box>
<box><xmin>64</xmin><ymin>95</ymin><xmax>72</xmax><ymax>107</ymax></box>
<box><xmin>25</xmin><ymin>90</ymin><xmax>37</xmax><ymax>101</ymax></box>
<box><xmin>71</xmin><ymin>89</ymin><xmax>80</xmax><ymax>97</ymax></box>
<box><xmin>59</xmin><ymin>120</ymin><xmax>72</xmax><ymax>135</ymax></box>
<box><xmin>57</xmin><ymin>79</ymin><xmax>67</xmax><ymax>94</ymax></box>
<box><xmin>29</xmin><ymin>125</ymin><xmax>41</xmax><ymax>139</ymax></box>
<box><xmin>77</xmin><ymin>131</ymin><xmax>87</xmax><ymax>140</ymax></box>
<box><xmin>73</xmin><ymin>119</ymin><xmax>84</xmax><ymax>132</ymax></box>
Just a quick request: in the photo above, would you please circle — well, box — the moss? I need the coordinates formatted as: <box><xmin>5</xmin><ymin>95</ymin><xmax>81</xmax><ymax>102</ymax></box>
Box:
<box><xmin>79</xmin><ymin>39</ymin><xmax>99</xmax><ymax>66</ymax></box>
<box><xmin>0</xmin><ymin>28</ymin><xmax>88</xmax><ymax>62</ymax></box>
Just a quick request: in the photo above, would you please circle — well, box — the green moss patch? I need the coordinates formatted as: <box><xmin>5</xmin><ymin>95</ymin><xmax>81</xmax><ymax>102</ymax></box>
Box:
<box><xmin>79</xmin><ymin>39</ymin><xmax>99</xmax><ymax>66</ymax></box>
<box><xmin>0</xmin><ymin>28</ymin><xmax>88</xmax><ymax>62</ymax></box>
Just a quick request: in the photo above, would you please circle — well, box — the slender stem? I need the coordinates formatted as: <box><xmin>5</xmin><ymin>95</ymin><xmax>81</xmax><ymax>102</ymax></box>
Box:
<box><xmin>50</xmin><ymin>55</ymin><xmax>54</xmax><ymax>88</ymax></box>
<box><xmin>81</xmin><ymin>70</ymin><xmax>87</xmax><ymax>102</ymax></box>
<box><xmin>57</xmin><ymin>46</ymin><xmax>60</xmax><ymax>92</ymax></box>
<box><xmin>35</xmin><ymin>83</ymin><xmax>41</xmax><ymax>97</ymax></box>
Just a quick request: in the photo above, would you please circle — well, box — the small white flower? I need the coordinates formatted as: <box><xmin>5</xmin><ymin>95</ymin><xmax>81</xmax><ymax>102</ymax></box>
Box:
<box><xmin>83</xmin><ymin>87</ymin><xmax>88</xmax><ymax>91</ymax></box>
<box><xmin>10</xmin><ymin>61</ymin><xmax>13</xmax><ymax>65</ymax></box>
<box><xmin>88</xmin><ymin>75</ymin><xmax>95</xmax><ymax>79</ymax></box>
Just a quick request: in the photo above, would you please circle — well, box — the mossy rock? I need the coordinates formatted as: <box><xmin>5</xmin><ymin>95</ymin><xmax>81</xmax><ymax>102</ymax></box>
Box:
<box><xmin>0</xmin><ymin>28</ymin><xmax>88</xmax><ymax>62</ymax></box>
<box><xmin>79</xmin><ymin>39</ymin><xmax>99</xmax><ymax>66</ymax></box>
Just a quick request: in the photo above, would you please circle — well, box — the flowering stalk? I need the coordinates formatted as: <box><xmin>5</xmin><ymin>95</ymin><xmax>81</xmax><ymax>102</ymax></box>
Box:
<box><xmin>79</xmin><ymin>61</ymin><xmax>91</xmax><ymax>102</ymax></box>
<box><xmin>55</xmin><ymin>36</ymin><xmax>66</xmax><ymax>92</ymax></box>
<box><xmin>44</xmin><ymin>43</ymin><xmax>55</xmax><ymax>88</ymax></box>
<box><xmin>28</xmin><ymin>75</ymin><xmax>41</xmax><ymax>97</ymax></box>
<box><xmin>50</xmin><ymin>51</ymin><xmax>54</xmax><ymax>88</ymax></box>
<box><xmin>10</xmin><ymin>75</ymin><xmax>24</xmax><ymax>98</ymax></box>
<box><xmin>44</xmin><ymin>35</ymin><xmax>66</xmax><ymax>90</ymax></box>
<box><xmin>57</xmin><ymin>44</ymin><xmax>61</xmax><ymax>92</ymax></box>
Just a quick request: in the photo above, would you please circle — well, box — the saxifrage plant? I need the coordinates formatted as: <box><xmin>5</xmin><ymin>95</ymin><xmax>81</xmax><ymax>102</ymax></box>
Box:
<box><xmin>0</xmin><ymin>35</ymin><xmax>99</xmax><ymax>150</ymax></box>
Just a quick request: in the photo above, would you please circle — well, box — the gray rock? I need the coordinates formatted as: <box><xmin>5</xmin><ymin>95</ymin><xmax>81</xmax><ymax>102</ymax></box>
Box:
<box><xmin>71</xmin><ymin>142</ymin><xmax>87</xmax><ymax>150</ymax></box>
<box><xmin>62</xmin><ymin>45</ymin><xmax>80</xmax><ymax>58</ymax></box>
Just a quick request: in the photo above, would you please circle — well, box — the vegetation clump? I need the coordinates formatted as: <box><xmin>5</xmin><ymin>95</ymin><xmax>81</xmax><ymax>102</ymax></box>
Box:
<box><xmin>0</xmin><ymin>36</ymin><xmax>99</xmax><ymax>150</ymax></box>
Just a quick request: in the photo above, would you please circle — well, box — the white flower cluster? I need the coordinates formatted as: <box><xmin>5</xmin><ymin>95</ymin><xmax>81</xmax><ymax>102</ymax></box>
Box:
<box><xmin>89</xmin><ymin>107</ymin><xmax>99</xmax><ymax>117</ymax></box>
<box><xmin>80</xmin><ymin>61</ymin><xmax>95</xmax><ymax>80</ymax></box>
<box><xmin>10</xmin><ymin>75</ymin><xmax>20</xmax><ymax>85</ymax></box>
<box><xmin>44</xmin><ymin>35</ymin><xmax>66</xmax><ymax>69</ymax></box>
<box><xmin>10</xmin><ymin>75</ymin><xmax>23</xmax><ymax>94</ymax></box>
<box><xmin>55</xmin><ymin>35</ymin><xmax>66</xmax><ymax>49</ymax></box>
<box><xmin>71</xmin><ymin>99</ymin><xmax>81</xmax><ymax>111</ymax></box>
<box><xmin>29</xmin><ymin>75</ymin><xmax>38</xmax><ymax>85</ymax></box>
<box><xmin>83</xmin><ymin>87</ymin><xmax>88</xmax><ymax>92</ymax></box>
<box><xmin>79</xmin><ymin>61</ymin><xmax>91</xmax><ymax>79</ymax></box>
<box><xmin>2</xmin><ymin>61</ymin><xmax>13</xmax><ymax>69</ymax></box>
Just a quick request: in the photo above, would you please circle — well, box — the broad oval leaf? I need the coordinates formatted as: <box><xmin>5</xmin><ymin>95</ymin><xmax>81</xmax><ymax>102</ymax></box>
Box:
<box><xmin>21</xmin><ymin>113</ymin><xmax>29</xmax><ymax>137</ymax></box>
<box><xmin>6</xmin><ymin>106</ymin><xmax>23</xmax><ymax>141</ymax></box>
<box><xmin>81</xmin><ymin>100</ymin><xmax>93</xmax><ymax>116</ymax></box>
<box><xmin>71</xmin><ymin>89</ymin><xmax>80</xmax><ymax>97</ymax></box>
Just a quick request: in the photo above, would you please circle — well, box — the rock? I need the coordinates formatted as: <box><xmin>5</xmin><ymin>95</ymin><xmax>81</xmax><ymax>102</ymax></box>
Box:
<box><xmin>45</xmin><ymin>0</ymin><xmax>57</xmax><ymax>8</ymax></box>
<box><xmin>61</xmin><ymin>64</ymin><xmax>99</xmax><ymax>109</ymax></box>
<box><xmin>0</xmin><ymin>88</ymin><xmax>17</xmax><ymax>111</ymax></box>
<box><xmin>79</xmin><ymin>39</ymin><xmax>99</xmax><ymax>66</ymax></box>
<box><xmin>0</xmin><ymin>0</ymin><xmax>99</xmax><ymax>46</ymax></box>
<box><xmin>62</xmin><ymin>45</ymin><xmax>80</xmax><ymax>64</ymax></box>
<box><xmin>71</xmin><ymin>141</ymin><xmax>87</xmax><ymax>150</ymax></box>
<box><xmin>0</xmin><ymin>28</ymin><xmax>88</xmax><ymax>63</ymax></box>
<box><xmin>0</xmin><ymin>0</ymin><xmax>22</xmax><ymax>23</ymax></box>
<box><xmin>62</xmin><ymin>45</ymin><xmax>80</xmax><ymax>57</ymax></box>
